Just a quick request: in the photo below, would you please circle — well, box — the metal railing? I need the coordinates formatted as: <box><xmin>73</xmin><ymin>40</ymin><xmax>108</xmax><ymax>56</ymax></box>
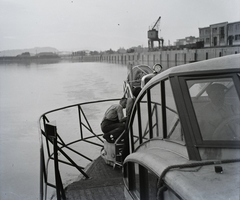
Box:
<box><xmin>39</xmin><ymin>98</ymin><xmax>120</xmax><ymax>200</ymax></box>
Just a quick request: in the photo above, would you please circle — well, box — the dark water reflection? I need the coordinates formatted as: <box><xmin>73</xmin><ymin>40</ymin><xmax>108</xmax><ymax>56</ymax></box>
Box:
<box><xmin>0</xmin><ymin>61</ymin><xmax>127</xmax><ymax>199</ymax></box>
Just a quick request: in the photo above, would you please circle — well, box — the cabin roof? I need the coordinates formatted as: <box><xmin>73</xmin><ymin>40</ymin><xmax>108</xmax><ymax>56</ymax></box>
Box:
<box><xmin>166</xmin><ymin>161</ymin><xmax>240</xmax><ymax>200</ymax></box>
<box><xmin>125</xmin><ymin>149</ymin><xmax>240</xmax><ymax>199</ymax></box>
<box><xmin>125</xmin><ymin>149</ymin><xmax>188</xmax><ymax>177</ymax></box>
<box><xmin>147</xmin><ymin>54</ymin><xmax>240</xmax><ymax>86</ymax></box>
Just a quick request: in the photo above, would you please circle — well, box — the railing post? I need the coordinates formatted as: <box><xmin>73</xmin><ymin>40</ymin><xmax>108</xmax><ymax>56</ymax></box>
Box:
<box><xmin>46</xmin><ymin>122</ymin><xmax>66</xmax><ymax>200</ymax></box>
<box><xmin>39</xmin><ymin>144</ymin><xmax>43</xmax><ymax>200</ymax></box>
<box><xmin>78</xmin><ymin>105</ymin><xmax>83</xmax><ymax>139</ymax></box>
<box><xmin>53</xmin><ymin>136</ymin><xmax>66</xmax><ymax>200</ymax></box>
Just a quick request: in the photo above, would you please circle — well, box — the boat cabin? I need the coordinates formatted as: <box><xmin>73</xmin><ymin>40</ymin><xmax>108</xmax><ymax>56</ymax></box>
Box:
<box><xmin>123</xmin><ymin>54</ymin><xmax>240</xmax><ymax>199</ymax></box>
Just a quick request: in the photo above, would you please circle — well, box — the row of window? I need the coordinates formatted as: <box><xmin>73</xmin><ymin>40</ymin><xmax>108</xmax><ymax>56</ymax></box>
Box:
<box><xmin>200</xmin><ymin>23</ymin><xmax>240</xmax><ymax>36</ymax></box>
<box><xmin>228</xmin><ymin>23</ymin><xmax>240</xmax><ymax>31</ymax></box>
<box><xmin>203</xmin><ymin>34</ymin><xmax>240</xmax><ymax>44</ymax></box>
<box><xmin>234</xmin><ymin>34</ymin><xmax>240</xmax><ymax>40</ymax></box>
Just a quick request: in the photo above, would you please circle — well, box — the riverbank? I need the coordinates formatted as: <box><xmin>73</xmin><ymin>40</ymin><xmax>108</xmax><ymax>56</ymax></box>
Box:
<box><xmin>78</xmin><ymin>46</ymin><xmax>240</xmax><ymax>70</ymax></box>
<box><xmin>1</xmin><ymin>46</ymin><xmax>239</xmax><ymax>70</ymax></box>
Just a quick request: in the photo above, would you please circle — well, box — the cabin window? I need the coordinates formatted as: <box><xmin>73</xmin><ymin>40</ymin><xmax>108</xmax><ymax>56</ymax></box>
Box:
<box><xmin>165</xmin><ymin>80</ymin><xmax>184</xmax><ymax>142</ymax></box>
<box><xmin>134</xmin><ymin>163</ymin><xmax>140</xmax><ymax>198</ymax></box>
<box><xmin>148</xmin><ymin>170</ymin><xmax>158</xmax><ymax>199</ymax></box>
<box><xmin>150</xmin><ymin>83</ymin><xmax>163</xmax><ymax>138</ymax></box>
<box><xmin>131</xmin><ymin>79</ymin><xmax>186</xmax><ymax>149</ymax></box>
<box><xmin>130</xmin><ymin>83</ymin><xmax>163</xmax><ymax>149</ymax></box>
<box><xmin>124</xmin><ymin>162</ymin><xmax>135</xmax><ymax>191</ymax></box>
<box><xmin>139</xmin><ymin>92</ymin><xmax>149</xmax><ymax>142</ymax></box>
<box><xmin>125</xmin><ymin>162</ymin><xmax>159</xmax><ymax>200</ymax></box>
<box><xmin>175</xmin><ymin>54</ymin><xmax>177</xmax><ymax>66</ymax></box>
<box><xmin>134</xmin><ymin>83</ymin><xmax>164</xmax><ymax>144</ymax></box>
<box><xmin>132</xmin><ymin>105</ymin><xmax>141</xmax><ymax>149</ymax></box>
<box><xmin>167</xmin><ymin>54</ymin><xmax>169</xmax><ymax>68</ymax></box>
<box><xmin>187</xmin><ymin>78</ymin><xmax>240</xmax><ymax>141</ymax></box>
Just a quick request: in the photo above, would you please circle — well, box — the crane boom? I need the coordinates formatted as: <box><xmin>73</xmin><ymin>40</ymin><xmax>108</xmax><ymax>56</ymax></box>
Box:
<box><xmin>152</xmin><ymin>16</ymin><xmax>161</xmax><ymax>30</ymax></box>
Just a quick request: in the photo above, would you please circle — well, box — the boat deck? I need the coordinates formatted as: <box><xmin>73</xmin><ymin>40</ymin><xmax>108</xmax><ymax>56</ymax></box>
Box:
<box><xmin>65</xmin><ymin>156</ymin><xmax>125</xmax><ymax>200</ymax></box>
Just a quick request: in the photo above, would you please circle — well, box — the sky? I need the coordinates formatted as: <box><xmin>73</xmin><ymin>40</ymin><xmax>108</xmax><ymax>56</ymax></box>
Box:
<box><xmin>0</xmin><ymin>0</ymin><xmax>239</xmax><ymax>52</ymax></box>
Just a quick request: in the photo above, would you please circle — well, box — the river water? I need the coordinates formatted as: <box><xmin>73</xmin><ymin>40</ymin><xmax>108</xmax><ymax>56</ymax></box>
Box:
<box><xmin>0</xmin><ymin>61</ymin><xmax>127</xmax><ymax>200</ymax></box>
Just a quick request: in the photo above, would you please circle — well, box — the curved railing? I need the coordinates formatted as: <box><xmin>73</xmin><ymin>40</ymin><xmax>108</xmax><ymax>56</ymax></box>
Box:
<box><xmin>39</xmin><ymin>98</ymin><xmax>120</xmax><ymax>200</ymax></box>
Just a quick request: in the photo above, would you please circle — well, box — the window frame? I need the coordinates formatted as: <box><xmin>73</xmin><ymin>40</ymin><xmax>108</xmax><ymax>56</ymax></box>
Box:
<box><xmin>129</xmin><ymin>78</ymin><xmax>187</xmax><ymax>152</ymax></box>
<box><xmin>124</xmin><ymin>161</ymin><xmax>182</xmax><ymax>200</ymax></box>
<box><xmin>179</xmin><ymin>72</ymin><xmax>240</xmax><ymax>148</ymax></box>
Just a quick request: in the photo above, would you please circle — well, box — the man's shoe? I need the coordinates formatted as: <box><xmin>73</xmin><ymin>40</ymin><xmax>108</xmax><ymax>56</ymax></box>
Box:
<box><xmin>103</xmin><ymin>134</ymin><xmax>115</xmax><ymax>143</ymax></box>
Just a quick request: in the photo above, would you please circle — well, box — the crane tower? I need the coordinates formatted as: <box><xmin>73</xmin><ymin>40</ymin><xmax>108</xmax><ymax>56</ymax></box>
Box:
<box><xmin>148</xmin><ymin>16</ymin><xmax>164</xmax><ymax>51</ymax></box>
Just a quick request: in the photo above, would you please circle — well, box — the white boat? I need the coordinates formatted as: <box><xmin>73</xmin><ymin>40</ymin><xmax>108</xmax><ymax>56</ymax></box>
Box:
<box><xmin>39</xmin><ymin>54</ymin><xmax>240</xmax><ymax>200</ymax></box>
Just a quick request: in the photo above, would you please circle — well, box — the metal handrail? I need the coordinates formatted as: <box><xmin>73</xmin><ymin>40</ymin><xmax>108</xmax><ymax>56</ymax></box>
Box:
<box><xmin>39</xmin><ymin>98</ymin><xmax>120</xmax><ymax>200</ymax></box>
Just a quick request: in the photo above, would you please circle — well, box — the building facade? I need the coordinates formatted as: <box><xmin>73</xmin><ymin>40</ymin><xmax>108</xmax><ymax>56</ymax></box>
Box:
<box><xmin>228</xmin><ymin>22</ymin><xmax>240</xmax><ymax>46</ymax></box>
<box><xmin>199</xmin><ymin>21</ymin><xmax>240</xmax><ymax>47</ymax></box>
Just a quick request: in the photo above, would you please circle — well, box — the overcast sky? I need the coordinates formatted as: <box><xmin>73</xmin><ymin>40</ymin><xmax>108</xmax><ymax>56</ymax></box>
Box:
<box><xmin>0</xmin><ymin>0</ymin><xmax>239</xmax><ymax>52</ymax></box>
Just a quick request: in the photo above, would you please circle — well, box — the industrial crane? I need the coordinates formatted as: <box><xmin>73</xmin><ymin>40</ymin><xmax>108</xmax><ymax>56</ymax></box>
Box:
<box><xmin>148</xmin><ymin>16</ymin><xmax>164</xmax><ymax>51</ymax></box>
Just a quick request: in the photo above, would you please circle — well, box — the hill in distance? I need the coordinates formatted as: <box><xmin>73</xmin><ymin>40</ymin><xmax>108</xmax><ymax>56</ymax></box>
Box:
<box><xmin>0</xmin><ymin>47</ymin><xmax>59</xmax><ymax>57</ymax></box>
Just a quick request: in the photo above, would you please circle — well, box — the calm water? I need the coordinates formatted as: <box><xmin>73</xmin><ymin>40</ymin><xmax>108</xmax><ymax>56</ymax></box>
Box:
<box><xmin>0</xmin><ymin>61</ymin><xmax>127</xmax><ymax>200</ymax></box>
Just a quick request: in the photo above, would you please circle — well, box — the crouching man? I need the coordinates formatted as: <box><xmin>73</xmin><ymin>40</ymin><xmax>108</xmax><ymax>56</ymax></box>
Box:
<box><xmin>101</xmin><ymin>98</ymin><xmax>127</xmax><ymax>143</ymax></box>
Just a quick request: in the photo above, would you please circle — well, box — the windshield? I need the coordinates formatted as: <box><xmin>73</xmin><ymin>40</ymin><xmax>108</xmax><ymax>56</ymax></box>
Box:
<box><xmin>187</xmin><ymin>77</ymin><xmax>240</xmax><ymax>141</ymax></box>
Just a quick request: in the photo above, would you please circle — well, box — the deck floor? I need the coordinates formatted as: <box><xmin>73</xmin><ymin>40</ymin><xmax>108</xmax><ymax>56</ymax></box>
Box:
<box><xmin>65</xmin><ymin>156</ymin><xmax>125</xmax><ymax>200</ymax></box>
